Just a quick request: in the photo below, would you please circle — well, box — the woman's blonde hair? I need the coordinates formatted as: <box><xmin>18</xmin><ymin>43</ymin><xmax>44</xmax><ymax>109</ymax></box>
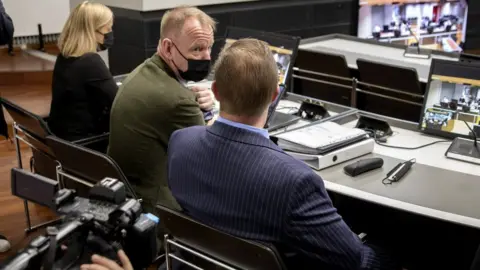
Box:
<box><xmin>58</xmin><ymin>1</ymin><xmax>113</xmax><ymax>57</ymax></box>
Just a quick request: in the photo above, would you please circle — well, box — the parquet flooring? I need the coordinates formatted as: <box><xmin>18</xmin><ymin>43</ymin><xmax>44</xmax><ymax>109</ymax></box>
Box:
<box><xmin>0</xmin><ymin>49</ymin><xmax>54</xmax><ymax>262</ymax></box>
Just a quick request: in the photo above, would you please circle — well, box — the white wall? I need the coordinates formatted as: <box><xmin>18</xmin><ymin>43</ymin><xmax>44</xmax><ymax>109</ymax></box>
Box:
<box><xmin>69</xmin><ymin>0</ymin><xmax>143</xmax><ymax>12</ymax></box>
<box><xmin>142</xmin><ymin>0</ymin><xmax>257</xmax><ymax>11</ymax></box>
<box><xmin>3</xmin><ymin>0</ymin><xmax>69</xmax><ymax>37</ymax></box>
<box><xmin>72</xmin><ymin>0</ymin><xmax>257</xmax><ymax>12</ymax></box>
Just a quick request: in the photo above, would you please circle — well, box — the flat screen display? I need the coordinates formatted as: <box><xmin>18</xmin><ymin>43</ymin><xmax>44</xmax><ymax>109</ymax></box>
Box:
<box><xmin>222</xmin><ymin>27</ymin><xmax>300</xmax><ymax>89</ymax></box>
<box><xmin>420</xmin><ymin>59</ymin><xmax>480</xmax><ymax>138</ymax></box>
<box><xmin>357</xmin><ymin>0</ymin><xmax>469</xmax><ymax>53</ymax></box>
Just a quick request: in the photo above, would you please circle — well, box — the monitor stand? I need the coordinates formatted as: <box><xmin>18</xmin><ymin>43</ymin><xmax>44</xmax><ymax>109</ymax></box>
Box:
<box><xmin>445</xmin><ymin>137</ymin><xmax>480</xmax><ymax>165</ymax></box>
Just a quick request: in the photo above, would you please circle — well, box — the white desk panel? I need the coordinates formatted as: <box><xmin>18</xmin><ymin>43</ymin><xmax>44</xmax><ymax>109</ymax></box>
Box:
<box><xmin>342</xmin><ymin>120</ymin><xmax>480</xmax><ymax>177</ymax></box>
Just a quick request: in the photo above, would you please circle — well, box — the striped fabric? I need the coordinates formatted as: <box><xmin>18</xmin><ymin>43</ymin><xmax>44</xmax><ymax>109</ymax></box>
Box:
<box><xmin>168</xmin><ymin>121</ymin><xmax>400</xmax><ymax>270</ymax></box>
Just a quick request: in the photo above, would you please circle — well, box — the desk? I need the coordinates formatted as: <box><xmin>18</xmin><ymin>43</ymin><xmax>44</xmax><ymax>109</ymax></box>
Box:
<box><xmin>312</xmin><ymin>111</ymin><xmax>480</xmax><ymax>229</ymax></box>
<box><xmin>299</xmin><ymin>34</ymin><xmax>459</xmax><ymax>83</ymax></box>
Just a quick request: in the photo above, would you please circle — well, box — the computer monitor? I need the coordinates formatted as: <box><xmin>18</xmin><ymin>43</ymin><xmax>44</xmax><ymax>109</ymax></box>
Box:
<box><xmin>357</xmin><ymin>0</ymin><xmax>469</xmax><ymax>53</ymax></box>
<box><xmin>221</xmin><ymin>27</ymin><xmax>301</xmax><ymax>89</ymax></box>
<box><xmin>266</xmin><ymin>84</ymin><xmax>286</xmax><ymax>123</ymax></box>
<box><xmin>420</xmin><ymin>59</ymin><xmax>480</xmax><ymax>139</ymax></box>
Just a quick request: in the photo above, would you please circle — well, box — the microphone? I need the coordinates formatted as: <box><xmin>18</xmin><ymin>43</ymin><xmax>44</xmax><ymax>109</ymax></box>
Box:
<box><xmin>463</xmin><ymin>120</ymin><xmax>478</xmax><ymax>147</ymax></box>
<box><xmin>403</xmin><ymin>19</ymin><xmax>431</xmax><ymax>59</ymax></box>
<box><xmin>405</xmin><ymin>20</ymin><xmax>421</xmax><ymax>55</ymax></box>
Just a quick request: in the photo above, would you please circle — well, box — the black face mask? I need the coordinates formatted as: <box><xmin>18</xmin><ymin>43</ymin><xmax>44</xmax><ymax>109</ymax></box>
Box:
<box><xmin>172</xmin><ymin>42</ymin><xmax>210</xmax><ymax>82</ymax></box>
<box><xmin>97</xmin><ymin>31</ymin><xmax>114</xmax><ymax>51</ymax></box>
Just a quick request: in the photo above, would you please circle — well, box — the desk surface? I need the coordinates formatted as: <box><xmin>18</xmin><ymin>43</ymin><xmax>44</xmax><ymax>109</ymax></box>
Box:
<box><xmin>314</xmin><ymin>116</ymin><xmax>480</xmax><ymax>228</ymax></box>
<box><xmin>300</xmin><ymin>37</ymin><xmax>458</xmax><ymax>83</ymax></box>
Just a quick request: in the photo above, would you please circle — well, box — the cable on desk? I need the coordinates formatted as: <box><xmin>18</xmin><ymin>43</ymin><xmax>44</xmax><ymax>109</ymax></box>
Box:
<box><xmin>364</xmin><ymin>129</ymin><xmax>450</xmax><ymax>150</ymax></box>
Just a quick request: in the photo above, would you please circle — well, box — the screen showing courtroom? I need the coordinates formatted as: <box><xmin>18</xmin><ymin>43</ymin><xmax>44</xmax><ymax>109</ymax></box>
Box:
<box><xmin>222</xmin><ymin>27</ymin><xmax>299</xmax><ymax>87</ymax></box>
<box><xmin>420</xmin><ymin>60</ymin><xmax>480</xmax><ymax>138</ymax></box>
<box><xmin>224</xmin><ymin>38</ymin><xmax>293</xmax><ymax>85</ymax></box>
<box><xmin>357</xmin><ymin>0</ymin><xmax>469</xmax><ymax>53</ymax></box>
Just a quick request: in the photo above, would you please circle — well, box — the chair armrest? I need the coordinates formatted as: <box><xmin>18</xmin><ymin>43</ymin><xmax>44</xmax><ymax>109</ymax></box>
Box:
<box><xmin>73</xmin><ymin>133</ymin><xmax>110</xmax><ymax>153</ymax></box>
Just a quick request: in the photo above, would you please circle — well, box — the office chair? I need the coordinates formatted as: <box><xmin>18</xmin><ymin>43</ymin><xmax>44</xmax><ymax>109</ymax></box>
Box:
<box><xmin>293</xmin><ymin>49</ymin><xmax>354</xmax><ymax>106</ymax></box>
<box><xmin>157</xmin><ymin>205</ymin><xmax>287</xmax><ymax>270</ymax></box>
<box><xmin>356</xmin><ymin>59</ymin><xmax>424</xmax><ymax>122</ymax></box>
<box><xmin>46</xmin><ymin>135</ymin><xmax>137</xmax><ymax>199</ymax></box>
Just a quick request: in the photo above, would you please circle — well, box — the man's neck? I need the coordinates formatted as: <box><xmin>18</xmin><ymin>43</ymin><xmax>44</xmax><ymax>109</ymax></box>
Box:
<box><xmin>158</xmin><ymin>52</ymin><xmax>180</xmax><ymax>79</ymax></box>
<box><xmin>219</xmin><ymin>111</ymin><xmax>267</xmax><ymax>129</ymax></box>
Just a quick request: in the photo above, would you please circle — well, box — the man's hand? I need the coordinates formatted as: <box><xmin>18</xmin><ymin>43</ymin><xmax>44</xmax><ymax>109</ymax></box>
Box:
<box><xmin>191</xmin><ymin>86</ymin><xmax>214</xmax><ymax>111</ymax></box>
<box><xmin>80</xmin><ymin>250</ymin><xmax>133</xmax><ymax>270</ymax></box>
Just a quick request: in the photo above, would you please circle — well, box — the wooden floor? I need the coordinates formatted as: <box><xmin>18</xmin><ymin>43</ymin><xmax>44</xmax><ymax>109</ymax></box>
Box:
<box><xmin>0</xmin><ymin>48</ymin><xmax>54</xmax><ymax>262</ymax></box>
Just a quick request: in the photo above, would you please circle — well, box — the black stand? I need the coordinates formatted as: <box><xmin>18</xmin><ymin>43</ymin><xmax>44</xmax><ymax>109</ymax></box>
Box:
<box><xmin>404</xmin><ymin>46</ymin><xmax>431</xmax><ymax>59</ymax></box>
<box><xmin>445</xmin><ymin>137</ymin><xmax>480</xmax><ymax>165</ymax></box>
<box><xmin>296</xmin><ymin>101</ymin><xmax>330</xmax><ymax>121</ymax></box>
<box><xmin>355</xmin><ymin>116</ymin><xmax>393</xmax><ymax>139</ymax></box>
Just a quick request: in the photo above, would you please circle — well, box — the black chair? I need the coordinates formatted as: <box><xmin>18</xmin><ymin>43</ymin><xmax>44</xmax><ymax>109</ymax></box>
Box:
<box><xmin>45</xmin><ymin>135</ymin><xmax>137</xmax><ymax>199</ymax></box>
<box><xmin>356</xmin><ymin>59</ymin><xmax>425</xmax><ymax>122</ymax></box>
<box><xmin>157</xmin><ymin>205</ymin><xmax>287</xmax><ymax>270</ymax></box>
<box><xmin>0</xmin><ymin>97</ymin><xmax>60</xmax><ymax>232</ymax></box>
<box><xmin>0</xmin><ymin>103</ymin><xmax>9</xmax><ymax>139</ymax></box>
<box><xmin>293</xmin><ymin>49</ymin><xmax>354</xmax><ymax>106</ymax></box>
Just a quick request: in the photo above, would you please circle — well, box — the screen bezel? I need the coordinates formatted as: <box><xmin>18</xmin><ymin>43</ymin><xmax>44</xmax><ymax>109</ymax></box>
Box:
<box><xmin>223</xmin><ymin>26</ymin><xmax>301</xmax><ymax>92</ymax></box>
<box><xmin>266</xmin><ymin>84</ymin><xmax>287</xmax><ymax>126</ymax></box>
<box><xmin>418</xmin><ymin>58</ymin><xmax>479</xmax><ymax>140</ymax></box>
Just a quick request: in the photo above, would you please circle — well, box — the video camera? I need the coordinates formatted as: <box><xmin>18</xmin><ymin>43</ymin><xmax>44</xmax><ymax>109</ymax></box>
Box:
<box><xmin>1</xmin><ymin>168</ymin><xmax>158</xmax><ymax>270</ymax></box>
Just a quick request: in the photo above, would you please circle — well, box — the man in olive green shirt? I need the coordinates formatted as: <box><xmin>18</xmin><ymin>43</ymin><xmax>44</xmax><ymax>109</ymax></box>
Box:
<box><xmin>108</xmin><ymin>6</ymin><xmax>216</xmax><ymax>215</ymax></box>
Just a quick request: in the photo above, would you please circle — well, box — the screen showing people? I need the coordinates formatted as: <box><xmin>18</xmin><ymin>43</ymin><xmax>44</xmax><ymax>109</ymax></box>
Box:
<box><xmin>224</xmin><ymin>38</ymin><xmax>293</xmax><ymax>85</ymax></box>
<box><xmin>357</xmin><ymin>0</ymin><xmax>468</xmax><ymax>53</ymax></box>
<box><xmin>421</xmin><ymin>69</ymin><xmax>480</xmax><ymax>137</ymax></box>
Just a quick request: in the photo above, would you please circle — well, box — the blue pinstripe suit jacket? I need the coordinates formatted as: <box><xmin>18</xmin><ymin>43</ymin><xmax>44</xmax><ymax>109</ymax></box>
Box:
<box><xmin>167</xmin><ymin>121</ymin><xmax>399</xmax><ymax>270</ymax></box>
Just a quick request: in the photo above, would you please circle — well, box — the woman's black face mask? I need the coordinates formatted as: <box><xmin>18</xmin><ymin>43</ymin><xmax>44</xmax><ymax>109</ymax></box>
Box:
<box><xmin>171</xmin><ymin>42</ymin><xmax>211</xmax><ymax>82</ymax></box>
<box><xmin>97</xmin><ymin>31</ymin><xmax>114</xmax><ymax>51</ymax></box>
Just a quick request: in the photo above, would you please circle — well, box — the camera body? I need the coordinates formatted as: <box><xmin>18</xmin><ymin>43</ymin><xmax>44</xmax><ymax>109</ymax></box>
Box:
<box><xmin>2</xmin><ymin>170</ymin><xmax>158</xmax><ymax>270</ymax></box>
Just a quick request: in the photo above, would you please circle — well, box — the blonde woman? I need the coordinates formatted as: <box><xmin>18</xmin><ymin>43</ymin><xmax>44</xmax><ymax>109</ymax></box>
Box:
<box><xmin>48</xmin><ymin>1</ymin><xmax>117</xmax><ymax>141</ymax></box>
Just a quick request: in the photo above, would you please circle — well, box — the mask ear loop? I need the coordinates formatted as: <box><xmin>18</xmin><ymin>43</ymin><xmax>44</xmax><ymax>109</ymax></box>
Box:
<box><xmin>168</xmin><ymin>39</ymin><xmax>188</xmax><ymax>74</ymax></box>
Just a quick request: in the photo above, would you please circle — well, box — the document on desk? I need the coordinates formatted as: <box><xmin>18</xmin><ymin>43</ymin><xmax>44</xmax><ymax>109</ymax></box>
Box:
<box><xmin>275</xmin><ymin>121</ymin><xmax>368</xmax><ymax>155</ymax></box>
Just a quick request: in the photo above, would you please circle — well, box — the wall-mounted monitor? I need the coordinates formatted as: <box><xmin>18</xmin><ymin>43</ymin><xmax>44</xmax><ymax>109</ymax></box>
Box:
<box><xmin>420</xmin><ymin>59</ymin><xmax>480</xmax><ymax>139</ymax></box>
<box><xmin>357</xmin><ymin>0</ymin><xmax>469</xmax><ymax>53</ymax></box>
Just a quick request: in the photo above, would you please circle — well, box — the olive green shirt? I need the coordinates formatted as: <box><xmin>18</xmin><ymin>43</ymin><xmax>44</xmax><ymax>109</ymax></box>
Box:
<box><xmin>108</xmin><ymin>54</ymin><xmax>205</xmax><ymax>213</ymax></box>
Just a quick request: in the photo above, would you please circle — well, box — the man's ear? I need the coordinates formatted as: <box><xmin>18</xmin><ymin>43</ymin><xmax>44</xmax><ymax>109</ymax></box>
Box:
<box><xmin>212</xmin><ymin>81</ymin><xmax>220</xmax><ymax>102</ymax></box>
<box><xmin>159</xmin><ymin>38</ymin><xmax>173</xmax><ymax>59</ymax></box>
<box><xmin>271</xmin><ymin>86</ymin><xmax>280</xmax><ymax>102</ymax></box>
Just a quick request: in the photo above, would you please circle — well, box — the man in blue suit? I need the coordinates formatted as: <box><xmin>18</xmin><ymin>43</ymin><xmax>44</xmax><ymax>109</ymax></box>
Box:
<box><xmin>168</xmin><ymin>38</ymin><xmax>401</xmax><ymax>270</ymax></box>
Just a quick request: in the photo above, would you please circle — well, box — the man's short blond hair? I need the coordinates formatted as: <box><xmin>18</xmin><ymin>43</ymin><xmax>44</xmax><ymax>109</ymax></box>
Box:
<box><xmin>160</xmin><ymin>6</ymin><xmax>216</xmax><ymax>40</ymax></box>
<box><xmin>214</xmin><ymin>38</ymin><xmax>278</xmax><ymax>117</ymax></box>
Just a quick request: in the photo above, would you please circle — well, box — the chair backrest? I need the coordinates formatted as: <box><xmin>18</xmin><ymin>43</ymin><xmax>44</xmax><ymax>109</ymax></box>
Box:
<box><xmin>45</xmin><ymin>135</ymin><xmax>137</xmax><ymax>199</ymax></box>
<box><xmin>356</xmin><ymin>58</ymin><xmax>424</xmax><ymax>122</ymax></box>
<box><xmin>0</xmin><ymin>97</ymin><xmax>51</xmax><ymax>140</ymax></box>
<box><xmin>293</xmin><ymin>49</ymin><xmax>352</xmax><ymax>106</ymax></box>
<box><xmin>0</xmin><ymin>103</ymin><xmax>8</xmax><ymax>139</ymax></box>
<box><xmin>157</xmin><ymin>205</ymin><xmax>287</xmax><ymax>270</ymax></box>
<box><xmin>0</xmin><ymin>97</ymin><xmax>55</xmax><ymax>157</ymax></box>
<box><xmin>356</xmin><ymin>58</ymin><xmax>423</xmax><ymax>95</ymax></box>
